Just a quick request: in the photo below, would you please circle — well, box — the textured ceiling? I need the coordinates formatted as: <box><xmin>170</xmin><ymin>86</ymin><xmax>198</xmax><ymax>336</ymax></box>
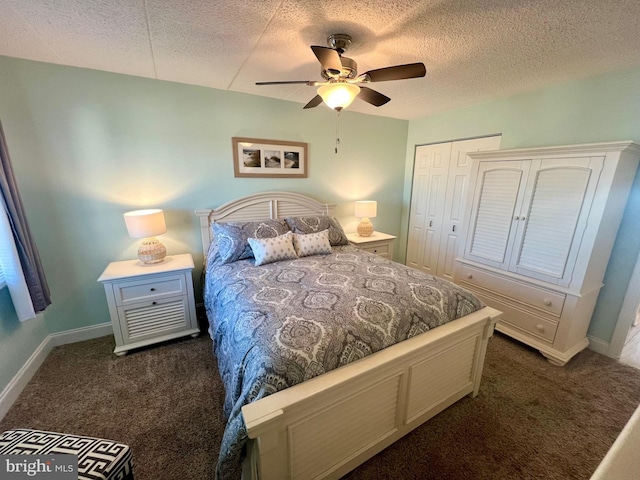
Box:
<box><xmin>2</xmin><ymin>0</ymin><xmax>640</xmax><ymax>120</ymax></box>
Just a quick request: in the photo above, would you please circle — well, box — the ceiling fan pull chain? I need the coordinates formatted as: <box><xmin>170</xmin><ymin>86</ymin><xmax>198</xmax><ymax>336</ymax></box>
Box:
<box><xmin>335</xmin><ymin>111</ymin><xmax>341</xmax><ymax>154</ymax></box>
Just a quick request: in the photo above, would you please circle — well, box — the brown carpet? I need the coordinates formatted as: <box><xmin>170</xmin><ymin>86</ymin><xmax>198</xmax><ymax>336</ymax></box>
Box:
<box><xmin>1</xmin><ymin>332</ymin><xmax>640</xmax><ymax>480</ymax></box>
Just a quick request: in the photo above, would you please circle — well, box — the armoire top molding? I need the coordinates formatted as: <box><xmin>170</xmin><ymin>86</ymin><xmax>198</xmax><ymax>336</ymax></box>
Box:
<box><xmin>467</xmin><ymin>140</ymin><xmax>640</xmax><ymax>160</ymax></box>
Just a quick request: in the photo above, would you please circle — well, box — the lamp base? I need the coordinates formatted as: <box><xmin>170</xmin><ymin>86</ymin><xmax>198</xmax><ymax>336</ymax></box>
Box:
<box><xmin>357</xmin><ymin>218</ymin><xmax>374</xmax><ymax>237</ymax></box>
<box><xmin>138</xmin><ymin>237</ymin><xmax>167</xmax><ymax>264</ymax></box>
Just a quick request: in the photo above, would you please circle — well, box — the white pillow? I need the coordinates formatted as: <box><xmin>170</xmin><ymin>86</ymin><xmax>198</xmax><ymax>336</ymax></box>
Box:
<box><xmin>292</xmin><ymin>230</ymin><xmax>333</xmax><ymax>257</ymax></box>
<box><xmin>248</xmin><ymin>231</ymin><xmax>298</xmax><ymax>266</ymax></box>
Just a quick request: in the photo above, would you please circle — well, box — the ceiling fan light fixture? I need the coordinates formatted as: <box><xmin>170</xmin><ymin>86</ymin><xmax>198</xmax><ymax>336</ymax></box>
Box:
<box><xmin>317</xmin><ymin>83</ymin><xmax>361</xmax><ymax>111</ymax></box>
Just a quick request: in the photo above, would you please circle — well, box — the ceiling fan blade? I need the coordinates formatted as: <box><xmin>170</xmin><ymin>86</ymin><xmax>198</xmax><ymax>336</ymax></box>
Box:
<box><xmin>311</xmin><ymin>46</ymin><xmax>342</xmax><ymax>75</ymax></box>
<box><xmin>256</xmin><ymin>80</ymin><xmax>317</xmax><ymax>86</ymax></box>
<box><xmin>363</xmin><ymin>62</ymin><xmax>426</xmax><ymax>82</ymax></box>
<box><xmin>303</xmin><ymin>95</ymin><xmax>323</xmax><ymax>109</ymax></box>
<box><xmin>358</xmin><ymin>87</ymin><xmax>391</xmax><ymax>107</ymax></box>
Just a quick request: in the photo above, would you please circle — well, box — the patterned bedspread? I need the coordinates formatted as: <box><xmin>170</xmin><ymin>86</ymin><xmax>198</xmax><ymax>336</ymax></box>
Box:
<box><xmin>204</xmin><ymin>245</ymin><xmax>483</xmax><ymax>479</ymax></box>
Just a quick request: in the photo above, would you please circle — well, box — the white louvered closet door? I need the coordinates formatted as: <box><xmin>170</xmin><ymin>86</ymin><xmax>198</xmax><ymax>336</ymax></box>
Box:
<box><xmin>509</xmin><ymin>156</ymin><xmax>604</xmax><ymax>286</ymax></box>
<box><xmin>464</xmin><ymin>161</ymin><xmax>529</xmax><ymax>269</ymax></box>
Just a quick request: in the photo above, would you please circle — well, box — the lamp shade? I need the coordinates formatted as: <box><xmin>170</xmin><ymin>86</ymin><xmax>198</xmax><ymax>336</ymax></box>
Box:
<box><xmin>318</xmin><ymin>83</ymin><xmax>361</xmax><ymax>111</ymax></box>
<box><xmin>355</xmin><ymin>201</ymin><xmax>377</xmax><ymax>219</ymax></box>
<box><xmin>123</xmin><ymin>209</ymin><xmax>167</xmax><ymax>239</ymax></box>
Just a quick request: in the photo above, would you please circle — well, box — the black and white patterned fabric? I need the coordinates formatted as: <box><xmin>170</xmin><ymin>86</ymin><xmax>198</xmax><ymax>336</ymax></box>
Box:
<box><xmin>0</xmin><ymin>429</ymin><xmax>134</xmax><ymax>480</ymax></box>
<box><xmin>204</xmin><ymin>244</ymin><xmax>484</xmax><ymax>479</ymax></box>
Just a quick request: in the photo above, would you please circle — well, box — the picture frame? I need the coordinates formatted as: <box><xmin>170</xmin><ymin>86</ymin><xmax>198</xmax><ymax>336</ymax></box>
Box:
<box><xmin>232</xmin><ymin>137</ymin><xmax>308</xmax><ymax>178</ymax></box>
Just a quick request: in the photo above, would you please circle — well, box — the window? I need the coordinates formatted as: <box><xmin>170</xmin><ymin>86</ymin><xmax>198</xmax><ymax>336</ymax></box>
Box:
<box><xmin>0</xmin><ymin>119</ymin><xmax>51</xmax><ymax>319</ymax></box>
<box><xmin>0</xmin><ymin>197</ymin><xmax>36</xmax><ymax>319</ymax></box>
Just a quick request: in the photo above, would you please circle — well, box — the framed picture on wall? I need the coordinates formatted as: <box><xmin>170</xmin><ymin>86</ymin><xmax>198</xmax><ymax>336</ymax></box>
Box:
<box><xmin>232</xmin><ymin>137</ymin><xmax>308</xmax><ymax>178</ymax></box>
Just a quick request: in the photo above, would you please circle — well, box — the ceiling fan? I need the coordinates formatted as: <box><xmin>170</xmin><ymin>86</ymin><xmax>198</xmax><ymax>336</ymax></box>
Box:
<box><xmin>256</xmin><ymin>34</ymin><xmax>426</xmax><ymax>112</ymax></box>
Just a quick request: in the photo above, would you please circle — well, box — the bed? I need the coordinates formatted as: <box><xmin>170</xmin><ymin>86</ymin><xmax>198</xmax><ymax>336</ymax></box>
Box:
<box><xmin>196</xmin><ymin>191</ymin><xmax>501</xmax><ymax>480</ymax></box>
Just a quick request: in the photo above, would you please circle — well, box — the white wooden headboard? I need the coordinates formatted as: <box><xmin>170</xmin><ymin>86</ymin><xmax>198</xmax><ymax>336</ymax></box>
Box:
<box><xmin>195</xmin><ymin>191</ymin><xmax>336</xmax><ymax>254</ymax></box>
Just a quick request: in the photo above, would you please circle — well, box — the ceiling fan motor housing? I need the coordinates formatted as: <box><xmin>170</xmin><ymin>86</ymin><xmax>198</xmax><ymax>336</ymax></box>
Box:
<box><xmin>327</xmin><ymin>33</ymin><xmax>352</xmax><ymax>54</ymax></box>
<box><xmin>322</xmin><ymin>56</ymin><xmax>358</xmax><ymax>80</ymax></box>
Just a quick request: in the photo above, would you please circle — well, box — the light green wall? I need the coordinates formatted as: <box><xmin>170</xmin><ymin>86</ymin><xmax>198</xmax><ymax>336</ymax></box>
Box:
<box><xmin>0</xmin><ymin>290</ymin><xmax>49</xmax><ymax>390</ymax></box>
<box><xmin>0</xmin><ymin>56</ymin><xmax>408</xmax><ymax>392</ymax></box>
<box><xmin>2</xmin><ymin>55</ymin><xmax>640</xmax><ymax>397</ymax></box>
<box><xmin>401</xmin><ymin>67</ymin><xmax>640</xmax><ymax>344</ymax></box>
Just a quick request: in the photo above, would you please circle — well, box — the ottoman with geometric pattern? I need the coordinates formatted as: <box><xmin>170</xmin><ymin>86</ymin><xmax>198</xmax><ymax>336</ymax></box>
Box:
<box><xmin>0</xmin><ymin>429</ymin><xmax>134</xmax><ymax>480</ymax></box>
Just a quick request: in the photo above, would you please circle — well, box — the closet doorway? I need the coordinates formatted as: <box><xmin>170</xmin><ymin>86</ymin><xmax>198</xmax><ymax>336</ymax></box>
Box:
<box><xmin>610</xmin><ymin>250</ymin><xmax>640</xmax><ymax>369</ymax></box>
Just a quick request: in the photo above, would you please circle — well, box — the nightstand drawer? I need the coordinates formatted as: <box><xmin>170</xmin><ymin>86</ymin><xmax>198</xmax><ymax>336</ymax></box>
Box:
<box><xmin>114</xmin><ymin>274</ymin><xmax>186</xmax><ymax>306</ymax></box>
<box><xmin>346</xmin><ymin>232</ymin><xmax>396</xmax><ymax>260</ymax></box>
<box><xmin>361</xmin><ymin>243</ymin><xmax>389</xmax><ymax>256</ymax></box>
<box><xmin>118</xmin><ymin>296</ymin><xmax>190</xmax><ymax>343</ymax></box>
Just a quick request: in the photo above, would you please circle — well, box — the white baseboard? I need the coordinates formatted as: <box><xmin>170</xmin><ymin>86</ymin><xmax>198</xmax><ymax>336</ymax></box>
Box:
<box><xmin>0</xmin><ymin>323</ymin><xmax>112</xmax><ymax>421</ymax></box>
<box><xmin>49</xmin><ymin>322</ymin><xmax>112</xmax><ymax>348</ymax></box>
<box><xmin>587</xmin><ymin>335</ymin><xmax>610</xmax><ymax>357</ymax></box>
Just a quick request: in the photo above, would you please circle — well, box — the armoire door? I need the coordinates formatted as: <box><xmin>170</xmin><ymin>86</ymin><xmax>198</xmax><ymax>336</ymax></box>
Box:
<box><xmin>508</xmin><ymin>156</ymin><xmax>605</xmax><ymax>286</ymax></box>
<box><xmin>464</xmin><ymin>160</ymin><xmax>530</xmax><ymax>270</ymax></box>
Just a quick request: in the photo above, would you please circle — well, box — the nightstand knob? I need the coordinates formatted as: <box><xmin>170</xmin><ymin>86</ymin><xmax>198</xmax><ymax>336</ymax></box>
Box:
<box><xmin>543</xmin><ymin>299</ymin><xmax>552</xmax><ymax>306</ymax></box>
<box><xmin>150</xmin><ymin>287</ymin><xmax>156</xmax><ymax>291</ymax></box>
<box><xmin>466</xmin><ymin>273</ymin><xmax>473</xmax><ymax>279</ymax></box>
<box><xmin>152</xmin><ymin>301</ymin><xmax>157</xmax><ymax>305</ymax></box>
<box><xmin>535</xmin><ymin>324</ymin><xmax>545</xmax><ymax>333</ymax></box>
<box><xmin>373</xmin><ymin>249</ymin><xmax>378</xmax><ymax>253</ymax></box>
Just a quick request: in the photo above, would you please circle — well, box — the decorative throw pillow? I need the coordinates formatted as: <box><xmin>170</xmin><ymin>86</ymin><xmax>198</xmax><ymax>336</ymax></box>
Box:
<box><xmin>248</xmin><ymin>231</ymin><xmax>298</xmax><ymax>266</ymax></box>
<box><xmin>285</xmin><ymin>216</ymin><xmax>349</xmax><ymax>246</ymax></box>
<box><xmin>292</xmin><ymin>230</ymin><xmax>333</xmax><ymax>257</ymax></box>
<box><xmin>211</xmin><ymin>219</ymin><xmax>290</xmax><ymax>264</ymax></box>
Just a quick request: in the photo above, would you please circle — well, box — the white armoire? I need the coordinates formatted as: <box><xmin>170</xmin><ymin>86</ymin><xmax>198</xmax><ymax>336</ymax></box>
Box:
<box><xmin>406</xmin><ymin>135</ymin><xmax>501</xmax><ymax>281</ymax></box>
<box><xmin>455</xmin><ymin>141</ymin><xmax>640</xmax><ymax>365</ymax></box>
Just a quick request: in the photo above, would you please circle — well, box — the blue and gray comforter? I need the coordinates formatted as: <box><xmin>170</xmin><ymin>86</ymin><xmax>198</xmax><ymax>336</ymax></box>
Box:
<box><xmin>204</xmin><ymin>245</ymin><xmax>483</xmax><ymax>479</ymax></box>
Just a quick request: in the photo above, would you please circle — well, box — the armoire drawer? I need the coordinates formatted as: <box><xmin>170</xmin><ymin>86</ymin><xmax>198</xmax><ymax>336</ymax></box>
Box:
<box><xmin>464</xmin><ymin>285</ymin><xmax>558</xmax><ymax>343</ymax></box>
<box><xmin>459</xmin><ymin>265</ymin><xmax>565</xmax><ymax>316</ymax></box>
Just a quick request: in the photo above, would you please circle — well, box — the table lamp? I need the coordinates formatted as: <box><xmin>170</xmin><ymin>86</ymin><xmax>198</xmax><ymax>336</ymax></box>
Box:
<box><xmin>355</xmin><ymin>200</ymin><xmax>377</xmax><ymax>237</ymax></box>
<box><xmin>123</xmin><ymin>209</ymin><xmax>167</xmax><ymax>264</ymax></box>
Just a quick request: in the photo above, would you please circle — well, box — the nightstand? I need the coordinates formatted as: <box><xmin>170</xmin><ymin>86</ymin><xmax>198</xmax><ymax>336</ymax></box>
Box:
<box><xmin>346</xmin><ymin>232</ymin><xmax>396</xmax><ymax>260</ymax></box>
<box><xmin>97</xmin><ymin>253</ymin><xmax>199</xmax><ymax>355</ymax></box>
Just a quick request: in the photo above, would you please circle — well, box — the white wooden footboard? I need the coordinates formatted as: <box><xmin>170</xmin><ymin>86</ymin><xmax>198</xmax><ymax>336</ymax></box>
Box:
<box><xmin>241</xmin><ymin>306</ymin><xmax>501</xmax><ymax>480</ymax></box>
